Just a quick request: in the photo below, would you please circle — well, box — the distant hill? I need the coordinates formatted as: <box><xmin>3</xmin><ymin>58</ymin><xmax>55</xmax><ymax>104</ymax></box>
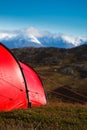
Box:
<box><xmin>11</xmin><ymin>44</ymin><xmax>87</xmax><ymax>100</ymax></box>
<box><xmin>11</xmin><ymin>44</ymin><xmax>87</xmax><ymax>67</ymax></box>
<box><xmin>11</xmin><ymin>44</ymin><xmax>87</xmax><ymax>80</ymax></box>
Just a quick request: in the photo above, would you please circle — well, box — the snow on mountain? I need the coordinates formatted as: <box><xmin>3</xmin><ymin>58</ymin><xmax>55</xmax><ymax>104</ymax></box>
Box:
<box><xmin>0</xmin><ymin>29</ymin><xmax>43</xmax><ymax>48</ymax></box>
<box><xmin>0</xmin><ymin>27</ymin><xmax>87</xmax><ymax>48</ymax></box>
<box><xmin>28</xmin><ymin>34</ymin><xmax>42</xmax><ymax>45</ymax></box>
<box><xmin>61</xmin><ymin>35</ymin><xmax>87</xmax><ymax>47</ymax></box>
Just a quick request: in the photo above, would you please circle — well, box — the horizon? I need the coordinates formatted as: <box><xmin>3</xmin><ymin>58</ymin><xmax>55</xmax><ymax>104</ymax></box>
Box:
<box><xmin>0</xmin><ymin>0</ymin><xmax>87</xmax><ymax>37</ymax></box>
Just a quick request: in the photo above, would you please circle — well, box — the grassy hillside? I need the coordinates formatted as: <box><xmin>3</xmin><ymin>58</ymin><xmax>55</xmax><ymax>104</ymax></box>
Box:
<box><xmin>0</xmin><ymin>45</ymin><xmax>87</xmax><ymax>130</ymax></box>
<box><xmin>0</xmin><ymin>103</ymin><xmax>87</xmax><ymax>130</ymax></box>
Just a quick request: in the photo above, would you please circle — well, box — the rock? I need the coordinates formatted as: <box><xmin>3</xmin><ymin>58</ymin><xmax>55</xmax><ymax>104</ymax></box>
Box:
<box><xmin>59</xmin><ymin>67</ymin><xmax>74</xmax><ymax>75</ymax></box>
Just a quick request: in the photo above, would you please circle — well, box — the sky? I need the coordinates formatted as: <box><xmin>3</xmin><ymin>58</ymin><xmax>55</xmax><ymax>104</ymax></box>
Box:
<box><xmin>0</xmin><ymin>0</ymin><xmax>87</xmax><ymax>37</ymax></box>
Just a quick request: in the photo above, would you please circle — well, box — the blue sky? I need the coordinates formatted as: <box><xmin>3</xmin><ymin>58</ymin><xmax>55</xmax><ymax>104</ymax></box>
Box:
<box><xmin>0</xmin><ymin>0</ymin><xmax>87</xmax><ymax>36</ymax></box>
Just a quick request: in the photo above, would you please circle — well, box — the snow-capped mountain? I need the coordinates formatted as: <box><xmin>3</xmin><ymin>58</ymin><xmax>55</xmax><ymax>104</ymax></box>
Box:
<box><xmin>0</xmin><ymin>27</ymin><xmax>87</xmax><ymax>48</ymax></box>
<box><xmin>0</xmin><ymin>29</ymin><xmax>43</xmax><ymax>48</ymax></box>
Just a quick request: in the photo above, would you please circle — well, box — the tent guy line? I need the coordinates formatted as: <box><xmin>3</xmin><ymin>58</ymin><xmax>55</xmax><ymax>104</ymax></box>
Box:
<box><xmin>0</xmin><ymin>76</ymin><xmax>44</xmax><ymax>95</ymax></box>
<box><xmin>39</xmin><ymin>74</ymin><xmax>87</xmax><ymax>99</ymax></box>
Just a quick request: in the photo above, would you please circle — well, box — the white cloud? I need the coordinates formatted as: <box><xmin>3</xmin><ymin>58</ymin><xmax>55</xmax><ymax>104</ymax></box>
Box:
<box><xmin>61</xmin><ymin>35</ymin><xmax>76</xmax><ymax>45</ymax></box>
<box><xmin>22</xmin><ymin>26</ymin><xmax>52</xmax><ymax>38</ymax></box>
<box><xmin>0</xmin><ymin>32</ymin><xmax>16</xmax><ymax>39</ymax></box>
<box><xmin>23</xmin><ymin>27</ymin><xmax>42</xmax><ymax>37</ymax></box>
<box><xmin>60</xmin><ymin>35</ymin><xmax>87</xmax><ymax>46</ymax></box>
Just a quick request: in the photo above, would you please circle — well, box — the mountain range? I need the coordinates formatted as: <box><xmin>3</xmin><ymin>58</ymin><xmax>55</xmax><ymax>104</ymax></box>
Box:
<box><xmin>0</xmin><ymin>27</ymin><xmax>87</xmax><ymax>48</ymax></box>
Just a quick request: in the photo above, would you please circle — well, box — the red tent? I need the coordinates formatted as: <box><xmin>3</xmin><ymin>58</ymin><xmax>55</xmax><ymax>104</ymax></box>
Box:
<box><xmin>0</xmin><ymin>43</ymin><xmax>46</xmax><ymax>111</ymax></box>
<box><xmin>20</xmin><ymin>62</ymin><xmax>46</xmax><ymax>107</ymax></box>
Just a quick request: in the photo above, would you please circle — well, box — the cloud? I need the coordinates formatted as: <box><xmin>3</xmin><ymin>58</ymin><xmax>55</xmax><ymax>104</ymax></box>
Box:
<box><xmin>23</xmin><ymin>27</ymin><xmax>42</xmax><ymax>37</ymax></box>
<box><xmin>0</xmin><ymin>32</ymin><xmax>16</xmax><ymax>40</ymax></box>
<box><xmin>61</xmin><ymin>35</ymin><xmax>77</xmax><ymax>46</ymax></box>
<box><xmin>21</xmin><ymin>26</ymin><xmax>52</xmax><ymax>38</ymax></box>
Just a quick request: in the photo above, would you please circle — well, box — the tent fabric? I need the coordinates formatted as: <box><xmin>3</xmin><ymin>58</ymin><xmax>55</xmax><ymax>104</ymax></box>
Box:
<box><xmin>0</xmin><ymin>43</ymin><xmax>46</xmax><ymax>111</ymax></box>
<box><xmin>0</xmin><ymin>44</ymin><xmax>28</xmax><ymax>111</ymax></box>
<box><xmin>20</xmin><ymin>62</ymin><xmax>46</xmax><ymax>106</ymax></box>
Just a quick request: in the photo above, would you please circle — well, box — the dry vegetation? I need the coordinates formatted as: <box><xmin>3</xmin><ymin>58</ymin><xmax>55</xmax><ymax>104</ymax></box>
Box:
<box><xmin>0</xmin><ymin>103</ymin><xmax>87</xmax><ymax>130</ymax></box>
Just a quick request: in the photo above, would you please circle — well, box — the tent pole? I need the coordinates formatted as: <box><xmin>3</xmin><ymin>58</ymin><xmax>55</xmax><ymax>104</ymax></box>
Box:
<box><xmin>20</xmin><ymin>66</ymin><xmax>31</xmax><ymax>108</ymax></box>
